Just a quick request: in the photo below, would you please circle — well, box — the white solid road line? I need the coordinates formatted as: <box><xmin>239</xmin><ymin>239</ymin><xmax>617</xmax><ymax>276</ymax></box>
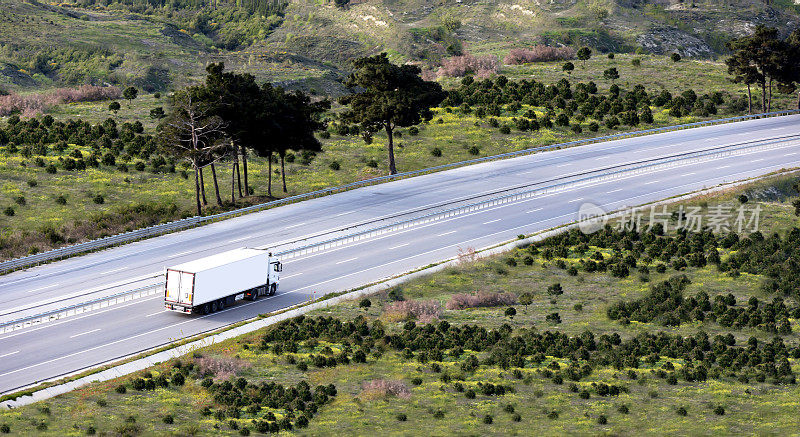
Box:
<box><xmin>228</xmin><ymin>236</ymin><xmax>250</xmax><ymax>243</ymax></box>
<box><xmin>608</xmin><ymin>188</ymin><xmax>623</xmax><ymax>193</ymax></box>
<box><xmin>101</xmin><ymin>267</ymin><xmax>126</xmax><ymax>275</ymax></box>
<box><xmin>568</xmin><ymin>198</ymin><xmax>583</xmax><ymax>203</ymax></box>
<box><xmin>145</xmin><ymin>311</ymin><xmax>165</xmax><ymax>318</ymax></box>
<box><xmin>437</xmin><ymin>230</ymin><xmax>457</xmax><ymax>236</ymax></box>
<box><xmin>644</xmin><ymin>180</ymin><xmax>660</xmax><ymax>185</ymax></box>
<box><xmin>784</xmin><ymin>152</ymin><xmax>797</xmax><ymax>156</ymax></box>
<box><xmin>482</xmin><ymin>219</ymin><xmax>501</xmax><ymax>225</ymax></box>
<box><xmin>334</xmin><ymin>211</ymin><xmax>355</xmax><ymax>217</ymax></box>
<box><xmin>69</xmin><ymin>328</ymin><xmax>100</xmax><ymax>339</ymax></box>
<box><xmin>389</xmin><ymin>243</ymin><xmax>409</xmax><ymax>250</ymax></box>
<box><xmin>682</xmin><ymin>172</ymin><xmax>696</xmax><ymax>177</ymax></box>
<box><xmin>0</xmin><ymin>351</ymin><xmax>19</xmax><ymax>359</ymax></box>
<box><xmin>335</xmin><ymin>257</ymin><xmax>358</xmax><ymax>265</ymax></box>
<box><xmin>718</xmin><ymin>165</ymin><xmax>731</xmax><ymax>169</ymax></box>
<box><xmin>25</xmin><ymin>283</ymin><xmax>60</xmax><ymax>293</ymax></box>
<box><xmin>526</xmin><ymin>208</ymin><xmax>544</xmax><ymax>213</ymax></box>
<box><xmin>556</xmin><ymin>162</ymin><xmax>572</xmax><ymax>168</ymax></box>
<box><xmin>752</xmin><ymin>158</ymin><xmax>766</xmax><ymax>162</ymax></box>
<box><xmin>285</xmin><ymin>222</ymin><xmax>307</xmax><ymax>229</ymax></box>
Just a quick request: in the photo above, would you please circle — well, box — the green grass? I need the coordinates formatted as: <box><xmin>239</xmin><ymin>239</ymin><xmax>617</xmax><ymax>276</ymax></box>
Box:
<box><xmin>1</xmin><ymin>172</ymin><xmax>798</xmax><ymax>435</ymax></box>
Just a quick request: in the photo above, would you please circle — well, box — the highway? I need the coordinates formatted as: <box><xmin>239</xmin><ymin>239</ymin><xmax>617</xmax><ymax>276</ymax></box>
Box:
<box><xmin>0</xmin><ymin>114</ymin><xmax>799</xmax><ymax>394</ymax></box>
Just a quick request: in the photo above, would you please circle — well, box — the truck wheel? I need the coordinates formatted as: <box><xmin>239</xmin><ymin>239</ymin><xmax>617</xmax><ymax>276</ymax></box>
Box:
<box><xmin>201</xmin><ymin>304</ymin><xmax>210</xmax><ymax>315</ymax></box>
<box><xmin>218</xmin><ymin>299</ymin><xmax>225</xmax><ymax>310</ymax></box>
<box><xmin>269</xmin><ymin>284</ymin><xmax>277</xmax><ymax>296</ymax></box>
<box><xmin>211</xmin><ymin>301</ymin><xmax>218</xmax><ymax>313</ymax></box>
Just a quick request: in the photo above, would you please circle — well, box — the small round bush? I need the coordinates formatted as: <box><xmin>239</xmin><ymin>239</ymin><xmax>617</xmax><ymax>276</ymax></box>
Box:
<box><xmin>411</xmin><ymin>377</ymin><xmax>422</xmax><ymax>386</ymax></box>
<box><xmin>0</xmin><ymin>424</ymin><xmax>10</xmax><ymax>433</ymax></box>
<box><xmin>483</xmin><ymin>414</ymin><xmax>493</xmax><ymax>424</ymax></box>
<box><xmin>85</xmin><ymin>425</ymin><xmax>96</xmax><ymax>435</ymax></box>
<box><xmin>512</xmin><ymin>413</ymin><xmax>521</xmax><ymax>422</ymax></box>
<box><xmin>96</xmin><ymin>399</ymin><xmax>107</xmax><ymax>407</ymax></box>
<box><xmin>430</xmin><ymin>147</ymin><xmax>442</xmax><ymax>157</ymax></box>
<box><xmin>465</xmin><ymin>389</ymin><xmax>476</xmax><ymax>399</ymax></box>
<box><xmin>714</xmin><ymin>406</ymin><xmax>725</xmax><ymax>415</ymax></box>
<box><xmin>433</xmin><ymin>409</ymin><xmax>445</xmax><ymax>419</ymax></box>
<box><xmin>329</xmin><ymin>161</ymin><xmax>340</xmax><ymax>171</ymax></box>
<box><xmin>617</xmin><ymin>404</ymin><xmax>629</xmax><ymax>414</ymax></box>
<box><xmin>163</xmin><ymin>415</ymin><xmax>174</xmax><ymax>424</ymax></box>
<box><xmin>93</xmin><ymin>194</ymin><xmax>104</xmax><ymax>204</ymax></box>
<box><xmin>499</xmin><ymin>126</ymin><xmax>511</xmax><ymax>135</ymax></box>
<box><xmin>504</xmin><ymin>404</ymin><xmax>515</xmax><ymax>413</ymax></box>
<box><xmin>579</xmin><ymin>390</ymin><xmax>590</xmax><ymax>399</ymax></box>
<box><xmin>597</xmin><ymin>414</ymin><xmax>607</xmax><ymax>424</ymax></box>
<box><xmin>3</xmin><ymin>207</ymin><xmax>14</xmax><ymax>216</ymax></box>
<box><xmin>46</xmin><ymin>164</ymin><xmax>57</xmax><ymax>174</ymax></box>
<box><xmin>239</xmin><ymin>427</ymin><xmax>250</xmax><ymax>436</ymax></box>
<box><xmin>547</xmin><ymin>410</ymin><xmax>559</xmax><ymax>420</ymax></box>
<box><xmin>396</xmin><ymin>413</ymin><xmax>407</xmax><ymax>422</ymax></box>
<box><xmin>359</xmin><ymin>298</ymin><xmax>371</xmax><ymax>309</ymax></box>
<box><xmin>468</xmin><ymin>145</ymin><xmax>480</xmax><ymax>155</ymax></box>
<box><xmin>27</xmin><ymin>179</ymin><xmax>37</xmax><ymax>187</ymax></box>
<box><xmin>676</xmin><ymin>406</ymin><xmax>687</xmax><ymax>416</ymax></box>
<box><xmin>505</xmin><ymin>307</ymin><xmax>517</xmax><ymax>317</ymax></box>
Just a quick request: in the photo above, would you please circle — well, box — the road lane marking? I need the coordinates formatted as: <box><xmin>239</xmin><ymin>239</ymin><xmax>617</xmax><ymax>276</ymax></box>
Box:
<box><xmin>556</xmin><ymin>163</ymin><xmax>572</xmax><ymax>167</ymax></box>
<box><xmin>228</xmin><ymin>236</ymin><xmax>249</xmax><ymax>243</ymax></box>
<box><xmin>281</xmin><ymin>273</ymin><xmax>303</xmax><ymax>279</ymax></box>
<box><xmin>0</xmin><ymin>351</ymin><xmax>19</xmax><ymax>359</ymax></box>
<box><xmin>101</xmin><ymin>267</ymin><xmax>126</xmax><ymax>275</ymax></box>
<box><xmin>482</xmin><ymin>219</ymin><xmax>501</xmax><ymax>225</ymax></box>
<box><xmin>751</xmin><ymin>158</ymin><xmax>765</xmax><ymax>162</ymax></box>
<box><xmin>784</xmin><ymin>152</ymin><xmax>797</xmax><ymax>156</ymax></box>
<box><xmin>335</xmin><ymin>257</ymin><xmax>358</xmax><ymax>265</ymax></box>
<box><xmin>568</xmin><ymin>198</ymin><xmax>583</xmax><ymax>203</ymax></box>
<box><xmin>25</xmin><ymin>283</ymin><xmax>60</xmax><ymax>293</ymax></box>
<box><xmin>285</xmin><ymin>222</ymin><xmax>307</xmax><ymax>229</ymax></box>
<box><xmin>682</xmin><ymin>172</ymin><xmax>696</xmax><ymax>177</ymax></box>
<box><xmin>335</xmin><ymin>211</ymin><xmax>354</xmax><ymax>217</ymax></box>
<box><xmin>644</xmin><ymin>180</ymin><xmax>660</xmax><ymax>185</ymax></box>
<box><xmin>145</xmin><ymin>311</ymin><xmax>165</xmax><ymax>318</ymax></box>
<box><xmin>389</xmin><ymin>243</ymin><xmax>409</xmax><ymax>250</ymax></box>
<box><xmin>718</xmin><ymin>165</ymin><xmax>731</xmax><ymax>169</ymax></box>
<box><xmin>608</xmin><ymin>188</ymin><xmax>623</xmax><ymax>193</ymax></box>
<box><xmin>70</xmin><ymin>328</ymin><xmax>100</xmax><ymax>339</ymax></box>
<box><xmin>167</xmin><ymin>251</ymin><xmax>192</xmax><ymax>259</ymax></box>
<box><xmin>437</xmin><ymin>231</ymin><xmax>457</xmax><ymax>236</ymax></box>
<box><xmin>526</xmin><ymin>208</ymin><xmax>543</xmax><ymax>213</ymax></box>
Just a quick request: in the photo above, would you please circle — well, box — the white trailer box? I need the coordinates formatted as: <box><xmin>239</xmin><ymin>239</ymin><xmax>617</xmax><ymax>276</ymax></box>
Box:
<box><xmin>164</xmin><ymin>248</ymin><xmax>281</xmax><ymax>314</ymax></box>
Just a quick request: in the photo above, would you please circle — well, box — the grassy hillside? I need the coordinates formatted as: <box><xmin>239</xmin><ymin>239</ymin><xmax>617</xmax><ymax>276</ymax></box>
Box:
<box><xmin>1</xmin><ymin>173</ymin><xmax>798</xmax><ymax>435</ymax></box>
<box><xmin>1</xmin><ymin>0</ymin><xmax>799</xmax><ymax>93</ymax></box>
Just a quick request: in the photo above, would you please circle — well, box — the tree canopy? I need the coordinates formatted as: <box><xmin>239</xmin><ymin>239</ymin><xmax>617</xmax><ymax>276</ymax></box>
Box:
<box><xmin>340</xmin><ymin>53</ymin><xmax>446</xmax><ymax>174</ymax></box>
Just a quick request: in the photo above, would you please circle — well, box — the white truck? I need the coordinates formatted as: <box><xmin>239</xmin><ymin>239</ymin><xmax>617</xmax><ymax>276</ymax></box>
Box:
<box><xmin>164</xmin><ymin>248</ymin><xmax>282</xmax><ymax>314</ymax></box>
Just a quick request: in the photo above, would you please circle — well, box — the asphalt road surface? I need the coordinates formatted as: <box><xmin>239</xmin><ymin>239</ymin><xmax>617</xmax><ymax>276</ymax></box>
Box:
<box><xmin>0</xmin><ymin>114</ymin><xmax>799</xmax><ymax>393</ymax></box>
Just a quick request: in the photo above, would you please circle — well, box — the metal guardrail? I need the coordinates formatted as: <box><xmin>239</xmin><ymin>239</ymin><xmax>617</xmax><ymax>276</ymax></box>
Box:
<box><xmin>2</xmin><ymin>133</ymin><xmax>796</xmax><ymax>334</ymax></box>
<box><xmin>1</xmin><ymin>109</ymin><xmax>798</xmax><ymax>275</ymax></box>
<box><xmin>0</xmin><ymin>282</ymin><xmax>162</xmax><ymax>334</ymax></box>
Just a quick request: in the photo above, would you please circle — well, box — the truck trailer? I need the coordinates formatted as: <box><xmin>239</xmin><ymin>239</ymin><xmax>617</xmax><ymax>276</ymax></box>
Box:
<box><xmin>164</xmin><ymin>248</ymin><xmax>282</xmax><ymax>314</ymax></box>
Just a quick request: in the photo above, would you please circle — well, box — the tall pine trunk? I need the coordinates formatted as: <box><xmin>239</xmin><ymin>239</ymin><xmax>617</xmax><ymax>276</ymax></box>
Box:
<box><xmin>747</xmin><ymin>84</ymin><xmax>752</xmax><ymax>114</ymax></box>
<box><xmin>761</xmin><ymin>82</ymin><xmax>767</xmax><ymax>113</ymax></box>
<box><xmin>240</xmin><ymin>145</ymin><xmax>249</xmax><ymax>196</ymax></box>
<box><xmin>767</xmin><ymin>78</ymin><xmax>772</xmax><ymax>113</ymax></box>
<box><xmin>193</xmin><ymin>166</ymin><xmax>201</xmax><ymax>216</ymax></box>
<box><xmin>199</xmin><ymin>167</ymin><xmax>207</xmax><ymax>205</ymax></box>
<box><xmin>210</xmin><ymin>162</ymin><xmax>222</xmax><ymax>206</ymax></box>
<box><xmin>281</xmin><ymin>153</ymin><xmax>287</xmax><ymax>193</ymax></box>
<box><xmin>267</xmin><ymin>152</ymin><xmax>273</xmax><ymax>197</ymax></box>
<box><xmin>231</xmin><ymin>157</ymin><xmax>236</xmax><ymax>204</ymax></box>
<box><xmin>385</xmin><ymin>123</ymin><xmax>397</xmax><ymax>175</ymax></box>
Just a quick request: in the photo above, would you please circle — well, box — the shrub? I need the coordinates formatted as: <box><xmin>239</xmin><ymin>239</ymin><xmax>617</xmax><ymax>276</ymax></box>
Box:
<box><xmin>512</xmin><ymin>413</ymin><xmax>521</xmax><ymax>422</ymax></box>
<box><xmin>46</xmin><ymin>164</ymin><xmax>57</xmax><ymax>174</ymax></box>
<box><xmin>499</xmin><ymin>125</ymin><xmax>511</xmax><ymax>134</ymax></box>
<box><xmin>433</xmin><ymin>409</ymin><xmax>445</xmax><ymax>419</ymax></box>
<box><xmin>618</xmin><ymin>404</ymin><xmax>629</xmax><ymax>414</ymax></box>
<box><xmin>504</xmin><ymin>46</ymin><xmax>576</xmax><ymax>64</ymax></box>
<box><xmin>676</xmin><ymin>406</ymin><xmax>687</xmax><ymax>416</ymax></box>
<box><xmin>468</xmin><ymin>145</ymin><xmax>480</xmax><ymax>155</ymax></box>
<box><xmin>93</xmin><ymin>194</ymin><xmax>104</xmax><ymax>204</ymax></box>
<box><xmin>438</xmin><ymin>53</ymin><xmax>499</xmax><ymax>78</ymax></box>
<box><xmin>465</xmin><ymin>389</ymin><xmax>476</xmax><ymax>399</ymax></box>
<box><xmin>115</xmin><ymin>385</ymin><xmax>127</xmax><ymax>394</ymax></box>
<box><xmin>671</xmin><ymin>53</ymin><xmax>681</xmax><ymax>62</ymax></box>
<box><xmin>27</xmin><ymin>179</ymin><xmax>38</xmax><ymax>187</ymax></box>
<box><xmin>359</xmin><ymin>298</ymin><xmax>372</xmax><ymax>309</ymax></box>
<box><xmin>396</xmin><ymin>413</ymin><xmax>407</xmax><ymax>422</ymax></box>
<box><xmin>383</xmin><ymin>300</ymin><xmax>442</xmax><ymax>323</ymax></box>
<box><xmin>446</xmin><ymin>291</ymin><xmax>517</xmax><ymax>310</ymax></box>
<box><xmin>361</xmin><ymin>379</ymin><xmax>412</xmax><ymax>399</ymax></box>
<box><xmin>597</xmin><ymin>414</ymin><xmax>607</xmax><ymax>424</ymax></box>
<box><xmin>409</xmin><ymin>126</ymin><xmax>419</xmax><ymax>135</ymax></box>
<box><xmin>163</xmin><ymin>415</ymin><xmax>174</xmax><ymax>424</ymax></box>
<box><xmin>411</xmin><ymin>377</ymin><xmax>423</xmax><ymax>386</ymax></box>
<box><xmin>14</xmin><ymin>196</ymin><xmax>25</xmax><ymax>206</ymax></box>
<box><xmin>431</xmin><ymin>147</ymin><xmax>442</xmax><ymax>157</ymax></box>
<box><xmin>483</xmin><ymin>414</ymin><xmax>493</xmax><ymax>424</ymax></box>
<box><xmin>547</xmin><ymin>410</ymin><xmax>559</xmax><ymax>419</ymax></box>
<box><xmin>0</xmin><ymin>424</ymin><xmax>9</xmax><ymax>434</ymax></box>
<box><xmin>196</xmin><ymin>356</ymin><xmax>251</xmax><ymax>382</ymax></box>
<box><xmin>3</xmin><ymin>207</ymin><xmax>14</xmax><ymax>216</ymax></box>
<box><xmin>329</xmin><ymin>161</ymin><xmax>341</xmax><ymax>171</ymax></box>
<box><xmin>713</xmin><ymin>406</ymin><xmax>725</xmax><ymax>415</ymax></box>
<box><xmin>505</xmin><ymin>307</ymin><xmax>517</xmax><ymax>317</ymax></box>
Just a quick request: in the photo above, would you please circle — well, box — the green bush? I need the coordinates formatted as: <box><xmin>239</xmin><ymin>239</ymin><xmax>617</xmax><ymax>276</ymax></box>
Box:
<box><xmin>162</xmin><ymin>415</ymin><xmax>174</xmax><ymax>424</ymax></box>
<box><xmin>329</xmin><ymin>161</ymin><xmax>341</xmax><ymax>171</ymax></box>
<box><xmin>396</xmin><ymin>413</ymin><xmax>407</xmax><ymax>421</ymax></box>
<box><xmin>430</xmin><ymin>147</ymin><xmax>442</xmax><ymax>157</ymax></box>
<box><xmin>3</xmin><ymin>207</ymin><xmax>14</xmax><ymax>216</ymax></box>
<box><xmin>93</xmin><ymin>194</ymin><xmax>105</xmax><ymax>204</ymax></box>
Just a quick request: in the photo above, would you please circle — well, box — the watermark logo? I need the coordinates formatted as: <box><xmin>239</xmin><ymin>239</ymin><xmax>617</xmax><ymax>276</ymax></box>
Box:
<box><xmin>577</xmin><ymin>202</ymin><xmax>608</xmax><ymax>234</ymax></box>
<box><xmin>576</xmin><ymin>202</ymin><xmax>762</xmax><ymax>235</ymax></box>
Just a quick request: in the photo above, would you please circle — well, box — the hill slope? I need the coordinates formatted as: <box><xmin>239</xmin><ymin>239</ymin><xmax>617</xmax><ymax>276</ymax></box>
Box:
<box><xmin>0</xmin><ymin>0</ymin><xmax>798</xmax><ymax>93</ymax></box>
